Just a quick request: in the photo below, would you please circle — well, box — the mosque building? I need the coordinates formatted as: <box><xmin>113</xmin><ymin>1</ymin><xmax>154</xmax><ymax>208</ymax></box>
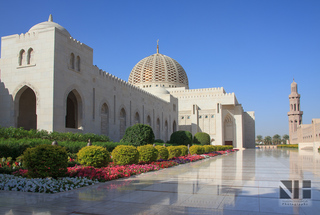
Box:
<box><xmin>0</xmin><ymin>15</ymin><xmax>255</xmax><ymax>148</ymax></box>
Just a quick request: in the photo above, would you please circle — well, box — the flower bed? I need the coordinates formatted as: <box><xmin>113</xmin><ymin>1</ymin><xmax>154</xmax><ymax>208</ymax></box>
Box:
<box><xmin>0</xmin><ymin>174</ymin><xmax>98</xmax><ymax>193</ymax></box>
<box><xmin>0</xmin><ymin>150</ymin><xmax>238</xmax><ymax>193</ymax></box>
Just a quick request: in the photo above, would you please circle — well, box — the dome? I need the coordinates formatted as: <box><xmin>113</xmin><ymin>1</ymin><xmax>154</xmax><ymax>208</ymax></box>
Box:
<box><xmin>146</xmin><ymin>86</ymin><xmax>170</xmax><ymax>97</ymax></box>
<box><xmin>28</xmin><ymin>14</ymin><xmax>71</xmax><ymax>37</ymax></box>
<box><xmin>128</xmin><ymin>46</ymin><xmax>189</xmax><ymax>89</ymax></box>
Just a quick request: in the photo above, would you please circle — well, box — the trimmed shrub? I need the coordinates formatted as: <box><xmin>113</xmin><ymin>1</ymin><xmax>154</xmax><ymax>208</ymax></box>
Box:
<box><xmin>177</xmin><ymin>145</ymin><xmax>189</xmax><ymax>156</ymax></box>
<box><xmin>193</xmin><ymin>132</ymin><xmax>210</xmax><ymax>145</ymax></box>
<box><xmin>23</xmin><ymin>144</ymin><xmax>68</xmax><ymax>178</ymax></box>
<box><xmin>77</xmin><ymin>146</ymin><xmax>111</xmax><ymax>168</ymax></box>
<box><xmin>189</xmin><ymin>145</ymin><xmax>205</xmax><ymax>155</ymax></box>
<box><xmin>121</xmin><ymin>124</ymin><xmax>155</xmax><ymax>146</ymax></box>
<box><xmin>169</xmin><ymin>131</ymin><xmax>192</xmax><ymax>146</ymax></box>
<box><xmin>111</xmin><ymin>145</ymin><xmax>139</xmax><ymax>165</ymax></box>
<box><xmin>137</xmin><ymin>145</ymin><xmax>159</xmax><ymax>162</ymax></box>
<box><xmin>0</xmin><ymin>126</ymin><xmax>109</xmax><ymax>142</ymax></box>
<box><xmin>167</xmin><ymin>146</ymin><xmax>182</xmax><ymax>159</ymax></box>
<box><xmin>203</xmin><ymin>145</ymin><xmax>215</xmax><ymax>153</ymax></box>
<box><xmin>277</xmin><ymin>144</ymin><xmax>298</xmax><ymax>148</ymax></box>
<box><xmin>155</xmin><ymin>145</ymin><xmax>169</xmax><ymax>160</ymax></box>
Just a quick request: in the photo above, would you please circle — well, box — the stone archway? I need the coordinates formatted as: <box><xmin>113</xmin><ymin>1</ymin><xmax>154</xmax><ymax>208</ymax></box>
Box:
<box><xmin>134</xmin><ymin>112</ymin><xmax>140</xmax><ymax>124</ymax></box>
<box><xmin>65</xmin><ymin>90</ymin><xmax>82</xmax><ymax>129</ymax></box>
<box><xmin>173</xmin><ymin>120</ymin><xmax>177</xmax><ymax>132</ymax></box>
<box><xmin>101</xmin><ymin>103</ymin><xmax>109</xmax><ymax>135</ymax></box>
<box><xmin>146</xmin><ymin>115</ymin><xmax>151</xmax><ymax>126</ymax></box>
<box><xmin>120</xmin><ymin>108</ymin><xmax>126</xmax><ymax>138</ymax></box>
<box><xmin>16</xmin><ymin>87</ymin><xmax>37</xmax><ymax>130</ymax></box>
<box><xmin>156</xmin><ymin>118</ymin><xmax>160</xmax><ymax>139</ymax></box>
<box><xmin>165</xmin><ymin>120</ymin><xmax>168</xmax><ymax>142</ymax></box>
<box><xmin>224</xmin><ymin>115</ymin><xmax>234</xmax><ymax>146</ymax></box>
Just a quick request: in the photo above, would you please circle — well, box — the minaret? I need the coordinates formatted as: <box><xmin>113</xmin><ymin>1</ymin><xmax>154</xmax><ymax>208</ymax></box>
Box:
<box><xmin>287</xmin><ymin>79</ymin><xmax>303</xmax><ymax>143</ymax></box>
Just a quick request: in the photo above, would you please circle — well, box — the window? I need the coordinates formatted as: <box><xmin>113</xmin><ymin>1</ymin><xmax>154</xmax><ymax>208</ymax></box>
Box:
<box><xmin>205</xmin><ymin>115</ymin><xmax>208</xmax><ymax>118</ymax></box>
<box><xmin>76</xmin><ymin>55</ymin><xmax>80</xmax><ymax>71</ymax></box>
<box><xmin>70</xmin><ymin>53</ymin><xmax>75</xmax><ymax>69</ymax></box>
<box><xmin>19</xmin><ymin>49</ymin><xmax>25</xmax><ymax>66</ymax></box>
<box><xmin>199</xmin><ymin>115</ymin><xmax>202</xmax><ymax>118</ymax></box>
<box><xmin>181</xmin><ymin>116</ymin><xmax>184</xmax><ymax>119</ymax></box>
<box><xmin>211</xmin><ymin>115</ymin><xmax>214</xmax><ymax>118</ymax></box>
<box><xmin>187</xmin><ymin>116</ymin><xmax>190</xmax><ymax>119</ymax></box>
<box><xmin>27</xmin><ymin>48</ymin><xmax>34</xmax><ymax>65</ymax></box>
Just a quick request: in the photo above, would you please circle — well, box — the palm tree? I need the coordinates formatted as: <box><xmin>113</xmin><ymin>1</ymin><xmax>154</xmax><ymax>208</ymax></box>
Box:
<box><xmin>256</xmin><ymin>135</ymin><xmax>263</xmax><ymax>144</ymax></box>
<box><xmin>264</xmin><ymin>136</ymin><xmax>272</xmax><ymax>145</ymax></box>
<box><xmin>273</xmin><ymin>134</ymin><xmax>281</xmax><ymax>145</ymax></box>
<box><xmin>282</xmin><ymin>134</ymin><xmax>289</xmax><ymax>144</ymax></box>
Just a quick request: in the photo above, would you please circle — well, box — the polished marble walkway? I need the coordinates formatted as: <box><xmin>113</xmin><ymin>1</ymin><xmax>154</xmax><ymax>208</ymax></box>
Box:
<box><xmin>1</xmin><ymin>148</ymin><xmax>320</xmax><ymax>215</ymax></box>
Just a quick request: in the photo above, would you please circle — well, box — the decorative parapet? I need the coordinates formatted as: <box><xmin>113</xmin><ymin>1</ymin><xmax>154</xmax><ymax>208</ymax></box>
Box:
<box><xmin>68</xmin><ymin>37</ymin><xmax>92</xmax><ymax>51</ymax></box>
<box><xmin>95</xmin><ymin>67</ymin><xmax>170</xmax><ymax>103</ymax></box>
<box><xmin>169</xmin><ymin>87</ymin><xmax>226</xmax><ymax>94</ymax></box>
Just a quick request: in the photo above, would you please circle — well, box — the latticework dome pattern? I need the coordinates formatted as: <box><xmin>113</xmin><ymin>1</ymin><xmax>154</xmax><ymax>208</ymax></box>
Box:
<box><xmin>128</xmin><ymin>53</ymin><xmax>189</xmax><ymax>89</ymax></box>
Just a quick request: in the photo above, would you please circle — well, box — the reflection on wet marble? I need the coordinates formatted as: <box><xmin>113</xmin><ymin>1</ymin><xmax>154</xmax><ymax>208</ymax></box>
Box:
<box><xmin>1</xmin><ymin>148</ymin><xmax>320</xmax><ymax>214</ymax></box>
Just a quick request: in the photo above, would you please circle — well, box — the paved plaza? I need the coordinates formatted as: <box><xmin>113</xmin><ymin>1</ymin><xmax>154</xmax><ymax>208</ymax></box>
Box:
<box><xmin>1</xmin><ymin>148</ymin><xmax>320</xmax><ymax>214</ymax></box>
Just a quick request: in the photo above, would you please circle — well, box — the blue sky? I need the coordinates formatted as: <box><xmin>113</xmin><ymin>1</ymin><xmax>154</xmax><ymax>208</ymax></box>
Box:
<box><xmin>1</xmin><ymin>0</ymin><xmax>320</xmax><ymax>138</ymax></box>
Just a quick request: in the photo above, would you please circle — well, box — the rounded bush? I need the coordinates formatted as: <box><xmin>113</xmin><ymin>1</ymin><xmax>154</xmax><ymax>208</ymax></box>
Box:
<box><xmin>155</xmin><ymin>146</ymin><xmax>169</xmax><ymax>160</ymax></box>
<box><xmin>137</xmin><ymin>145</ymin><xmax>159</xmax><ymax>162</ymax></box>
<box><xmin>121</xmin><ymin>124</ymin><xmax>155</xmax><ymax>146</ymax></box>
<box><xmin>177</xmin><ymin>145</ymin><xmax>188</xmax><ymax>156</ymax></box>
<box><xmin>193</xmin><ymin>132</ymin><xmax>210</xmax><ymax>145</ymax></box>
<box><xmin>167</xmin><ymin>146</ymin><xmax>182</xmax><ymax>159</ymax></box>
<box><xmin>189</xmin><ymin>145</ymin><xmax>205</xmax><ymax>155</ymax></box>
<box><xmin>170</xmin><ymin>131</ymin><xmax>192</xmax><ymax>146</ymax></box>
<box><xmin>77</xmin><ymin>146</ymin><xmax>110</xmax><ymax>168</ymax></box>
<box><xmin>23</xmin><ymin>144</ymin><xmax>68</xmax><ymax>178</ymax></box>
<box><xmin>111</xmin><ymin>145</ymin><xmax>139</xmax><ymax>165</ymax></box>
<box><xmin>203</xmin><ymin>145</ymin><xmax>215</xmax><ymax>153</ymax></box>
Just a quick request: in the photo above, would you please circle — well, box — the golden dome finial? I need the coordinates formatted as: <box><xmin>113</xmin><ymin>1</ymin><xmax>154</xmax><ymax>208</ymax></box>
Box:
<box><xmin>157</xmin><ymin>39</ymin><xmax>159</xmax><ymax>54</ymax></box>
<box><xmin>48</xmin><ymin>14</ymin><xmax>53</xmax><ymax>22</ymax></box>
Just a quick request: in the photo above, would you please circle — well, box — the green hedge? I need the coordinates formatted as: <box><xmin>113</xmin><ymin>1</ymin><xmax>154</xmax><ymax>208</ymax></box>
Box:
<box><xmin>189</xmin><ymin>145</ymin><xmax>205</xmax><ymax>155</ymax></box>
<box><xmin>0</xmin><ymin>138</ymin><xmax>131</xmax><ymax>160</ymax></box>
<box><xmin>167</xmin><ymin>146</ymin><xmax>182</xmax><ymax>159</ymax></box>
<box><xmin>155</xmin><ymin>145</ymin><xmax>169</xmax><ymax>160</ymax></box>
<box><xmin>277</xmin><ymin>144</ymin><xmax>298</xmax><ymax>148</ymax></box>
<box><xmin>0</xmin><ymin>126</ymin><xmax>109</xmax><ymax>142</ymax></box>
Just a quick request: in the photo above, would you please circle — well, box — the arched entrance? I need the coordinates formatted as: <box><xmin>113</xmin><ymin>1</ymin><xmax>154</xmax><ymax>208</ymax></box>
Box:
<box><xmin>146</xmin><ymin>115</ymin><xmax>151</xmax><ymax>126</ymax></box>
<box><xmin>101</xmin><ymin>103</ymin><xmax>109</xmax><ymax>135</ymax></box>
<box><xmin>173</xmin><ymin>120</ymin><xmax>177</xmax><ymax>132</ymax></box>
<box><xmin>224</xmin><ymin>115</ymin><xmax>234</xmax><ymax>146</ymax></box>
<box><xmin>65</xmin><ymin>90</ymin><xmax>82</xmax><ymax>129</ymax></box>
<box><xmin>120</xmin><ymin>108</ymin><xmax>126</xmax><ymax>138</ymax></box>
<box><xmin>156</xmin><ymin>118</ymin><xmax>160</xmax><ymax>139</ymax></box>
<box><xmin>16</xmin><ymin>87</ymin><xmax>37</xmax><ymax>130</ymax></box>
<box><xmin>165</xmin><ymin>120</ymin><xmax>168</xmax><ymax>141</ymax></box>
<box><xmin>134</xmin><ymin>112</ymin><xmax>140</xmax><ymax>124</ymax></box>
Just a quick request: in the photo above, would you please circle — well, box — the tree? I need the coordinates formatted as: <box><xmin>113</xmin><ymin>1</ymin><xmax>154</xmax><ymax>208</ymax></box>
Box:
<box><xmin>121</xmin><ymin>124</ymin><xmax>155</xmax><ymax>146</ymax></box>
<box><xmin>256</xmin><ymin>135</ymin><xmax>263</xmax><ymax>144</ymax></box>
<box><xmin>272</xmin><ymin>134</ymin><xmax>281</xmax><ymax>145</ymax></box>
<box><xmin>264</xmin><ymin>136</ymin><xmax>272</xmax><ymax>145</ymax></box>
<box><xmin>282</xmin><ymin>134</ymin><xmax>289</xmax><ymax>144</ymax></box>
